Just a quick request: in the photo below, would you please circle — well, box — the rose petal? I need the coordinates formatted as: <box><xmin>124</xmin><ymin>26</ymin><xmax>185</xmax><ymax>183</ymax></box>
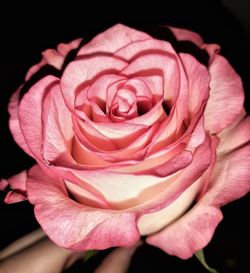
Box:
<box><xmin>146</xmin><ymin>204</ymin><xmax>223</xmax><ymax>259</ymax></box>
<box><xmin>27</xmin><ymin>165</ymin><xmax>140</xmax><ymax>250</ymax></box>
<box><xmin>217</xmin><ymin>113</ymin><xmax>250</xmax><ymax>155</ymax></box>
<box><xmin>3</xmin><ymin>171</ymin><xmax>28</xmax><ymax>204</ymax></box>
<box><xmin>61</xmin><ymin>55</ymin><xmax>127</xmax><ymax>111</ymax></box>
<box><xmin>138</xmin><ymin>177</ymin><xmax>202</xmax><ymax>235</ymax></box>
<box><xmin>18</xmin><ymin>75</ymin><xmax>59</xmax><ymax>160</ymax></box>
<box><xmin>25</xmin><ymin>38</ymin><xmax>82</xmax><ymax>80</ymax></box>
<box><xmin>147</xmin><ymin>143</ymin><xmax>250</xmax><ymax>259</ymax></box>
<box><xmin>168</xmin><ymin>26</ymin><xmax>203</xmax><ymax>47</ymax></box>
<box><xmin>8</xmin><ymin>86</ymin><xmax>32</xmax><ymax>156</ymax></box>
<box><xmin>41</xmin><ymin>83</ymin><xmax>73</xmax><ymax>163</ymax></box>
<box><xmin>204</xmin><ymin>55</ymin><xmax>244</xmax><ymax>134</ymax></box>
<box><xmin>78</xmin><ymin>24</ymin><xmax>151</xmax><ymax>56</ymax></box>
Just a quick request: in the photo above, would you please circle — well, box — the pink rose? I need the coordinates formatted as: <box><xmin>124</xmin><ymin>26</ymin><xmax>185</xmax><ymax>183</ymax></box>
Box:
<box><xmin>1</xmin><ymin>24</ymin><xmax>250</xmax><ymax>259</ymax></box>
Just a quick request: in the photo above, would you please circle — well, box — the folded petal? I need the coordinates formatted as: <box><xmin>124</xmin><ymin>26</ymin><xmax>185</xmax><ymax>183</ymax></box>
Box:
<box><xmin>27</xmin><ymin>165</ymin><xmax>140</xmax><ymax>250</ymax></box>
<box><xmin>204</xmin><ymin>55</ymin><xmax>244</xmax><ymax>133</ymax></box>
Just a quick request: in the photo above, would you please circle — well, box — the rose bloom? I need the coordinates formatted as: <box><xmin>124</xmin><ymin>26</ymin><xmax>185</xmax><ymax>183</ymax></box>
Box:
<box><xmin>1</xmin><ymin>24</ymin><xmax>250</xmax><ymax>259</ymax></box>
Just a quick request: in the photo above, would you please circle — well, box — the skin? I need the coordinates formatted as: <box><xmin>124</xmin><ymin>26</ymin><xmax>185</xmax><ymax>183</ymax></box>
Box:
<box><xmin>0</xmin><ymin>229</ymin><xmax>141</xmax><ymax>273</ymax></box>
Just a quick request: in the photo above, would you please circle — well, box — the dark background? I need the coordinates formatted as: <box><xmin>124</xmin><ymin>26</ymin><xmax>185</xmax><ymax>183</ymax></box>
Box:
<box><xmin>0</xmin><ymin>1</ymin><xmax>249</xmax><ymax>272</ymax></box>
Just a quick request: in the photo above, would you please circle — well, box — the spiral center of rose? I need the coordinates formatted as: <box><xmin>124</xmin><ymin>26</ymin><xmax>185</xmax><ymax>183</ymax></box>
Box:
<box><xmin>110</xmin><ymin>88</ymin><xmax>138</xmax><ymax>120</ymax></box>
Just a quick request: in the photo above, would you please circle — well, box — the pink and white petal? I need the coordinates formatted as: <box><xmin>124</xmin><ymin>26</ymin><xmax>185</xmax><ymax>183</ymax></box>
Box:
<box><xmin>138</xmin><ymin>177</ymin><xmax>202</xmax><ymax>235</ymax></box>
<box><xmin>60</xmin><ymin>56</ymin><xmax>127</xmax><ymax>111</ymax></box>
<box><xmin>147</xmin><ymin>143</ymin><xmax>250</xmax><ymax>259</ymax></box>
<box><xmin>135</xmin><ymin>135</ymin><xmax>212</xmax><ymax>215</ymax></box>
<box><xmin>25</xmin><ymin>38</ymin><xmax>82</xmax><ymax>80</ymax></box>
<box><xmin>168</xmin><ymin>26</ymin><xmax>204</xmax><ymax>47</ymax></box>
<box><xmin>18</xmin><ymin>75</ymin><xmax>59</xmax><ymax>160</ymax></box>
<box><xmin>8</xmin><ymin>86</ymin><xmax>32</xmax><ymax>156</ymax></box>
<box><xmin>27</xmin><ymin>165</ymin><xmax>140</xmax><ymax>250</ymax></box>
<box><xmin>41</xmin><ymin>83</ymin><xmax>74</xmax><ymax>163</ymax></box>
<box><xmin>204</xmin><ymin>55</ymin><xmax>244</xmax><ymax>134</ymax></box>
<box><xmin>146</xmin><ymin>204</ymin><xmax>223</xmax><ymax>259</ymax></box>
<box><xmin>78</xmin><ymin>24</ymin><xmax>151</xmax><ymax>56</ymax></box>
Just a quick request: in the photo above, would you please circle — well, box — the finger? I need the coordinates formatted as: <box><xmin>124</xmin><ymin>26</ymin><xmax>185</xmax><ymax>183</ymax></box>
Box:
<box><xmin>0</xmin><ymin>228</ymin><xmax>45</xmax><ymax>260</ymax></box>
<box><xmin>0</xmin><ymin>237</ymin><xmax>83</xmax><ymax>273</ymax></box>
<box><xmin>94</xmin><ymin>241</ymin><xmax>142</xmax><ymax>273</ymax></box>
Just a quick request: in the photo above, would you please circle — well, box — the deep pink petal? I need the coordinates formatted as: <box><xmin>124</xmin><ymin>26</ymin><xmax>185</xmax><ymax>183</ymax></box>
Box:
<box><xmin>78</xmin><ymin>24</ymin><xmax>151</xmax><ymax>56</ymax></box>
<box><xmin>18</xmin><ymin>76</ymin><xmax>59</xmax><ymax>160</ymax></box>
<box><xmin>204</xmin><ymin>55</ymin><xmax>244</xmax><ymax>133</ymax></box>
<box><xmin>27</xmin><ymin>165</ymin><xmax>140</xmax><ymax>250</ymax></box>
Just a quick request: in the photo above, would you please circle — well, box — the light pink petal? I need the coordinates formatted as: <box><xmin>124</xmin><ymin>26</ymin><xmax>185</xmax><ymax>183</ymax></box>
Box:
<box><xmin>25</xmin><ymin>38</ymin><xmax>82</xmax><ymax>81</ymax></box>
<box><xmin>60</xmin><ymin>55</ymin><xmax>127</xmax><ymax>111</ymax></box>
<box><xmin>8</xmin><ymin>86</ymin><xmax>32</xmax><ymax>156</ymax></box>
<box><xmin>18</xmin><ymin>76</ymin><xmax>59</xmax><ymax>160</ymax></box>
<box><xmin>27</xmin><ymin>165</ymin><xmax>140</xmax><ymax>250</ymax></box>
<box><xmin>168</xmin><ymin>26</ymin><xmax>203</xmax><ymax>47</ymax></box>
<box><xmin>41</xmin><ymin>83</ymin><xmax>73</xmax><ymax>163</ymax></box>
<box><xmin>147</xmin><ymin>143</ymin><xmax>250</xmax><ymax>259</ymax></box>
<box><xmin>78</xmin><ymin>24</ymin><xmax>151</xmax><ymax>56</ymax></box>
<box><xmin>204</xmin><ymin>55</ymin><xmax>244</xmax><ymax>133</ymax></box>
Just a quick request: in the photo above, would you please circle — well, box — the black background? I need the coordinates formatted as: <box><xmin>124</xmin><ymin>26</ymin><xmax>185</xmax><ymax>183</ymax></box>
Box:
<box><xmin>0</xmin><ymin>1</ymin><xmax>249</xmax><ymax>272</ymax></box>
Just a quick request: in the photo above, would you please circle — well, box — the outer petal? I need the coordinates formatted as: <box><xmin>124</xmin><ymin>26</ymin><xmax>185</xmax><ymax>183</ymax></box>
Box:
<box><xmin>8</xmin><ymin>86</ymin><xmax>32</xmax><ymax>156</ymax></box>
<box><xmin>25</xmin><ymin>38</ymin><xmax>82</xmax><ymax>80</ymax></box>
<box><xmin>27</xmin><ymin>165</ymin><xmax>140</xmax><ymax>250</ymax></box>
<box><xmin>204</xmin><ymin>55</ymin><xmax>244</xmax><ymax>134</ymax></box>
<box><xmin>18</xmin><ymin>75</ymin><xmax>59</xmax><ymax>160</ymax></box>
<box><xmin>147</xmin><ymin>143</ymin><xmax>250</xmax><ymax>259</ymax></box>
